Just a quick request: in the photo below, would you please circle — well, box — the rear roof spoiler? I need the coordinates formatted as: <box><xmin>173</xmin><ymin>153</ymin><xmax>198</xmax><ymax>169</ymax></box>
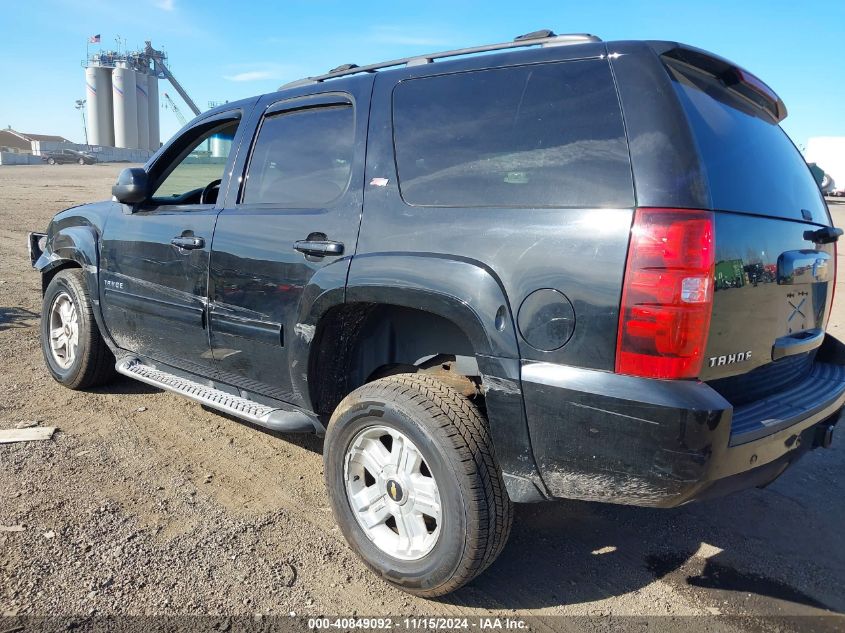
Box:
<box><xmin>656</xmin><ymin>43</ymin><xmax>787</xmax><ymax>123</ymax></box>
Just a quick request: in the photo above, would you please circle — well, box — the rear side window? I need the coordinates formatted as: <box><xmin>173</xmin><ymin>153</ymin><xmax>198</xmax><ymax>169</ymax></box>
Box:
<box><xmin>242</xmin><ymin>104</ymin><xmax>354</xmax><ymax>207</ymax></box>
<box><xmin>665</xmin><ymin>59</ymin><xmax>827</xmax><ymax>222</ymax></box>
<box><xmin>392</xmin><ymin>60</ymin><xmax>633</xmax><ymax>208</ymax></box>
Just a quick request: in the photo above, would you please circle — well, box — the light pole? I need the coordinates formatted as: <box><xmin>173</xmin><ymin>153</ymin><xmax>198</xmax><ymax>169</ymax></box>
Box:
<box><xmin>75</xmin><ymin>99</ymin><xmax>88</xmax><ymax>147</ymax></box>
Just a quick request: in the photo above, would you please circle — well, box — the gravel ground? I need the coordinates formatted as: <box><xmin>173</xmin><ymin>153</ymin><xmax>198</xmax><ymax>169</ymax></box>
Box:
<box><xmin>0</xmin><ymin>165</ymin><xmax>843</xmax><ymax>629</ymax></box>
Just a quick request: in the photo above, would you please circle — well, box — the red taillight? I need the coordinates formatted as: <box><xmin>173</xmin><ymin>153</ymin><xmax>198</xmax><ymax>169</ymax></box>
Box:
<box><xmin>616</xmin><ymin>208</ymin><xmax>715</xmax><ymax>379</ymax></box>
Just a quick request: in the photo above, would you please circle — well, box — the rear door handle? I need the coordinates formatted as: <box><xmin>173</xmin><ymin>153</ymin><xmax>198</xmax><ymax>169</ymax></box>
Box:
<box><xmin>772</xmin><ymin>328</ymin><xmax>825</xmax><ymax>361</ymax></box>
<box><xmin>171</xmin><ymin>236</ymin><xmax>205</xmax><ymax>250</ymax></box>
<box><xmin>293</xmin><ymin>240</ymin><xmax>344</xmax><ymax>257</ymax></box>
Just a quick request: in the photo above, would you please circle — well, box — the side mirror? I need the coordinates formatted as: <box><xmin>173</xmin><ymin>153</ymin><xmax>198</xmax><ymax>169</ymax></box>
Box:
<box><xmin>112</xmin><ymin>168</ymin><xmax>148</xmax><ymax>205</ymax></box>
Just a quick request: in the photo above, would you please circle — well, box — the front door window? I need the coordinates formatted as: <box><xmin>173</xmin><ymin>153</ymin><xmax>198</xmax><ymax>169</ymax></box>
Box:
<box><xmin>151</xmin><ymin>121</ymin><xmax>238</xmax><ymax>206</ymax></box>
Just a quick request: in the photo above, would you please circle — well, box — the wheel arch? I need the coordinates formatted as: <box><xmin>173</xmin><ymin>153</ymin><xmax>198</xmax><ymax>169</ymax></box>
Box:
<box><xmin>346</xmin><ymin>253</ymin><xmax>520</xmax><ymax>359</ymax></box>
<box><xmin>291</xmin><ymin>253</ymin><xmax>521</xmax><ymax>414</ymax></box>
<box><xmin>36</xmin><ymin>224</ymin><xmax>116</xmax><ymax>352</ymax></box>
<box><xmin>40</xmin><ymin>259</ymin><xmax>82</xmax><ymax>295</ymax></box>
<box><xmin>291</xmin><ymin>254</ymin><xmax>548</xmax><ymax>502</ymax></box>
<box><xmin>36</xmin><ymin>225</ymin><xmax>100</xmax><ymax>297</ymax></box>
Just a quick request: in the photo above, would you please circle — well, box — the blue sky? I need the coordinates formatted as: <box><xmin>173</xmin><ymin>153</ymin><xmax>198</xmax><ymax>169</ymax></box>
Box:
<box><xmin>1</xmin><ymin>0</ymin><xmax>843</xmax><ymax>149</ymax></box>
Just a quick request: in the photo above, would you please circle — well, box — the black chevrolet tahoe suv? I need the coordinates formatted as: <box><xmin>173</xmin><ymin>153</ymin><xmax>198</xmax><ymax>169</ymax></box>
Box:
<box><xmin>29</xmin><ymin>31</ymin><xmax>844</xmax><ymax>596</ymax></box>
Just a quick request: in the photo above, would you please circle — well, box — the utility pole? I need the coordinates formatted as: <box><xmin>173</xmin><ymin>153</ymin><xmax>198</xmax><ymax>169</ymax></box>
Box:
<box><xmin>75</xmin><ymin>99</ymin><xmax>88</xmax><ymax>147</ymax></box>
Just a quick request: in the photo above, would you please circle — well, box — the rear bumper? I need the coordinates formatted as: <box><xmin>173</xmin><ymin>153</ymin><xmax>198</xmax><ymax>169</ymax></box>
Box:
<box><xmin>520</xmin><ymin>334</ymin><xmax>845</xmax><ymax>508</ymax></box>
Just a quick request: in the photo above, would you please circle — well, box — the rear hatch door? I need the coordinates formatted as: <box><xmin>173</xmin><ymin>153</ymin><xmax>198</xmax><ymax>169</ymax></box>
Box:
<box><xmin>661</xmin><ymin>47</ymin><xmax>838</xmax><ymax>411</ymax></box>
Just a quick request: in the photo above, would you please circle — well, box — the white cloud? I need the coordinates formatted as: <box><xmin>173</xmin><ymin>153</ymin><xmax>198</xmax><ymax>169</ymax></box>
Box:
<box><xmin>223</xmin><ymin>70</ymin><xmax>274</xmax><ymax>82</ymax></box>
<box><xmin>369</xmin><ymin>25</ymin><xmax>449</xmax><ymax>47</ymax></box>
<box><xmin>154</xmin><ymin>0</ymin><xmax>175</xmax><ymax>11</ymax></box>
<box><xmin>221</xmin><ymin>62</ymin><xmax>302</xmax><ymax>83</ymax></box>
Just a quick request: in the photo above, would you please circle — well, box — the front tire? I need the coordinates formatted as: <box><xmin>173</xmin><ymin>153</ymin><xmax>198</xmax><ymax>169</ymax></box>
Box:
<box><xmin>41</xmin><ymin>269</ymin><xmax>116</xmax><ymax>389</ymax></box>
<box><xmin>324</xmin><ymin>373</ymin><xmax>512</xmax><ymax>597</ymax></box>
<box><xmin>47</xmin><ymin>157</ymin><xmax>56</xmax><ymax>165</ymax></box>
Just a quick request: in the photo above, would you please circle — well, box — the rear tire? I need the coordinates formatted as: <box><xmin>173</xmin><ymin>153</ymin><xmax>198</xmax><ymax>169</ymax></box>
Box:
<box><xmin>324</xmin><ymin>373</ymin><xmax>512</xmax><ymax>597</ymax></box>
<box><xmin>41</xmin><ymin>269</ymin><xmax>116</xmax><ymax>389</ymax></box>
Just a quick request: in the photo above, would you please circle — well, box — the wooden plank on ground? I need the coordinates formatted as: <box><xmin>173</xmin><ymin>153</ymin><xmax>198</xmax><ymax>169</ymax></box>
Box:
<box><xmin>0</xmin><ymin>427</ymin><xmax>56</xmax><ymax>444</ymax></box>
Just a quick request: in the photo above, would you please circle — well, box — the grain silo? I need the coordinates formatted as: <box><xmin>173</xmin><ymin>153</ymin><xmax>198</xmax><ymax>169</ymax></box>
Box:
<box><xmin>210</xmin><ymin>134</ymin><xmax>232</xmax><ymax>159</ymax></box>
<box><xmin>112</xmin><ymin>65</ymin><xmax>139</xmax><ymax>149</ymax></box>
<box><xmin>147</xmin><ymin>74</ymin><xmax>160</xmax><ymax>150</ymax></box>
<box><xmin>84</xmin><ymin>66</ymin><xmax>114</xmax><ymax>146</ymax></box>
<box><xmin>135</xmin><ymin>72</ymin><xmax>150</xmax><ymax>151</ymax></box>
<box><xmin>83</xmin><ymin>41</ymin><xmax>186</xmax><ymax>151</ymax></box>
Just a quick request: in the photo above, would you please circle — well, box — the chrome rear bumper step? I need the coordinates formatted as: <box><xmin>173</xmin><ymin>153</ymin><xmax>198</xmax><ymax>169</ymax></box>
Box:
<box><xmin>116</xmin><ymin>358</ymin><xmax>321</xmax><ymax>434</ymax></box>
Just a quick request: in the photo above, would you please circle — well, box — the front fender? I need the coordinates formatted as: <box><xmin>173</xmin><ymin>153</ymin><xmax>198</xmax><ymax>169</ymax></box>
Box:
<box><xmin>35</xmin><ymin>223</ymin><xmax>117</xmax><ymax>352</ymax></box>
<box><xmin>36</xmin><ymin>225</ymin><xmax>100</xmax><ymax>294</ymax></box>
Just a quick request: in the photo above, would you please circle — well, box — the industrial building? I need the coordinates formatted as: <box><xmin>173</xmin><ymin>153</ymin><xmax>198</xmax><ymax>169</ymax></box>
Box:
<box><xmin>85</xmin><ymin>46</ymin><xmax>161</xmax><ymax>150</ymax></box>
<box><xmin>0</xmin><ymin>125</ymin><xmax>153</xmax><ymax>165</ymax></box>
<box><xmin>0</xmin><ymin>129</ymin><xmax>71</xmax><ymax>153</ymax></box>
<box><xmin>0</xmin><ymin>41</ymin><xmax>203</xmax><ymax>165</ymax></box>
<box><xmin>0</xmin><ymin>129</ymin><xmax>81</xmax><ymax>164</ymax></box>
<box><xmin>84</xmin><ymin>41</ymin><xmax>200</xmax><ymax>152</ymax></box>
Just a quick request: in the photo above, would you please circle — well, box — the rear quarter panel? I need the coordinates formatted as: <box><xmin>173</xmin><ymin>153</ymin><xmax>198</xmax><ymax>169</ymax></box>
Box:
<box><xmin>355</xmin><ymin>46</ymin><xmax>635</xmax><ymax>371</ymax></box>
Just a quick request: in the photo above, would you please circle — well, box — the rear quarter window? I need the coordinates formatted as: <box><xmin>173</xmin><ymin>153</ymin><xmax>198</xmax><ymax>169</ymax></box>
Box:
<box><xmin>391</xmin><ymin>60</ymin><xmax>634</xmax><ymax>208</ymax></box>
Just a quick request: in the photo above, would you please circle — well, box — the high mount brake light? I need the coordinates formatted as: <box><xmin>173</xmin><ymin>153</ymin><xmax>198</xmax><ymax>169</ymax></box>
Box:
<box><xmin>616</xmin><ymin>208</ymin><xmax>715</xmax><ymax>380</ymax></box>
<box><xmin>735</xmin><ymin>68</ymin><xmax>779</xmax><ymax>105</ymax></box>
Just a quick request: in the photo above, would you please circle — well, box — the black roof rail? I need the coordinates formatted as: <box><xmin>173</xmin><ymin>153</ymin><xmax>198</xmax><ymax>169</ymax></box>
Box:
<box><xmin>280</xmin><ymin>30</ymin><xmax>601</xmax><ymax>89</ymax></box>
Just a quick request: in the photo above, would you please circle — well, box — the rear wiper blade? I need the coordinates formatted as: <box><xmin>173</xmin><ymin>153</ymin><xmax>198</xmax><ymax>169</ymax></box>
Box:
<box><xmin>804</xmin><ymin>226</ymin><xmax>843</xmax><ymax>244</ymax></box>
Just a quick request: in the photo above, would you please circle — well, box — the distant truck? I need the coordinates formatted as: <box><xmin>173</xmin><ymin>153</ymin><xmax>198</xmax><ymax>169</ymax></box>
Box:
<box><xmin>809</xmin><ymin>162</ymin><xmax>836</xmax><ymax>195</ymax></box>
<box><xmin>806</xmin><ymin>137</ymin><xmax>845</xmax><ymax>196</ymax></box>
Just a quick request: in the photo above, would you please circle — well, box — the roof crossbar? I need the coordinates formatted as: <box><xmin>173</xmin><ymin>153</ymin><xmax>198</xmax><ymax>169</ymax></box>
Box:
<box><xmin>280</xmin><ymin>30</ymin><xmax>601</xmax><ymax>89</ymax></box>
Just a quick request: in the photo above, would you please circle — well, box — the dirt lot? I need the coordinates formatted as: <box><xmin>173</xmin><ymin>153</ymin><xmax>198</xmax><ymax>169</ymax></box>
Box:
<box><xmin>1</xmin><ymin>165</ymin><xmax>843</xmax><ymax>627</ymax></box>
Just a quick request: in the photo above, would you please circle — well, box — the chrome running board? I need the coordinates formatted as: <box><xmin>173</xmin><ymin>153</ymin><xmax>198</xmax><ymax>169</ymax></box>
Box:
<box><xmin>116</xmin><ymin>358</ymin><xmax>320</xmax><ymax>434</ymax></box>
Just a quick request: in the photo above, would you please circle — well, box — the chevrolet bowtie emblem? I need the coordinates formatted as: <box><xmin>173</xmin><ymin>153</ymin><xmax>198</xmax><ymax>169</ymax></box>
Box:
<box><xmin>387</xmin><ymin>479</ymin><xmax>403</xmax><ymax>502</ymax></box>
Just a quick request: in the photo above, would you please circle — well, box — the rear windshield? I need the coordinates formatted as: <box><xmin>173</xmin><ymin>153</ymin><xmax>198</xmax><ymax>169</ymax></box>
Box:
<box><xmin>665</xmin><ymin>59</ymin><xmax>828</xmax><ymax>223</ymax></box>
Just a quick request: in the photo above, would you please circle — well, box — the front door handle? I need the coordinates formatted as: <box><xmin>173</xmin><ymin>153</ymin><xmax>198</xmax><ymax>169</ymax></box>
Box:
<box><xmin>293</xmin><ymin>239</ymin><xmax>344</xmax><ymax>257</ymax></box>
<box><xmin>171</xmin><ymin>236</ymin><xmax>205</xmax><ymax>250</ymax></box>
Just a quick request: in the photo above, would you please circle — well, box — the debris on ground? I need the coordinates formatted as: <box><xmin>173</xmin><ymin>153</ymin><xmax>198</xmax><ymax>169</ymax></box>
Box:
<box><xmin>0</xmin><ymin>427</ymin><xmax>56</xmax><ymax>444</ymax></box>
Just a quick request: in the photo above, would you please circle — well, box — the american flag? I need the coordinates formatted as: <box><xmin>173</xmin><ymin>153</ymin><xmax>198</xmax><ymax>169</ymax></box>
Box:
<box><xmin>89</xmin><ymin>34</ymin><xmax>100</xmax><ymax>44</ymax></box>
